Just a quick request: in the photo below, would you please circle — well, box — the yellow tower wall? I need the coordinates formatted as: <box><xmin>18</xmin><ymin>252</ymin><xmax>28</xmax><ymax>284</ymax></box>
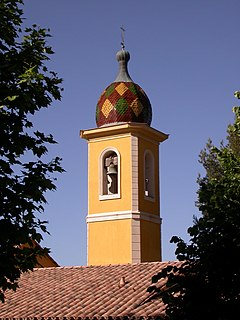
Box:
<box><xmin>88</xmin><ymin>134</ymin><xmax>132</xmax><ymax>214</ymax></box>
<box><xmin>140</xmin><ymin>219</ymin><xmax>161</xmax><ymax>262</ymax></box>
<box><xmin>81</xmin><ymin>123</ymin><xmax>168</xmax><ymax>265</ymax></box>
<box><xmin>88</xmin><ymin>219</ymin><xmax>131</xmax><ymax>265</ymax></box>
<box><xmin>138</xmin><ymin>136</ymin><xmax>160</xmax><ymax>215</ymax></box>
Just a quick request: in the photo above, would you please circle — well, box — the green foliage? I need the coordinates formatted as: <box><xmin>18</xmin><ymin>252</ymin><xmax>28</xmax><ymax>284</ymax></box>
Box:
<box><xmin>0</xmin><ymin>0</ymin><xmax>64</xmax><ymax>302</ymax></box>
<box><xmin>149</xmin><ymin>102</ymin><xmax>240</xmax><ymax>320</ymax></box>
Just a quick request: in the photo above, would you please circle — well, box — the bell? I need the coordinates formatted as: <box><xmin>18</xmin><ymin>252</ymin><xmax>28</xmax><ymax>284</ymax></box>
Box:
<box><xmin>107</xmin><ymin>163</ymin><xmax>117</xmax><ymax>175</ymax></box>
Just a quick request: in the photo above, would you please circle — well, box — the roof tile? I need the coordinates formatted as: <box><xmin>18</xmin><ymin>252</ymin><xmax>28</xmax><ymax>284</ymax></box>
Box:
<box><xmin>0</xmin><ymin>261</ymin><xmax>180</xmax><ymax>320</ymax></box>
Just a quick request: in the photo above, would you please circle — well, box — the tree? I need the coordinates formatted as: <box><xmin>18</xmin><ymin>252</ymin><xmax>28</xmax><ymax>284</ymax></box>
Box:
<box><xmin>0</xmin><ymin>0</ymin><xmax>64</xmax><ymax>302</ymax></box>
<box><xmin>148</xmin><ymin>102</ymin><xmax>240</xmax><ymax>320</ymax></box>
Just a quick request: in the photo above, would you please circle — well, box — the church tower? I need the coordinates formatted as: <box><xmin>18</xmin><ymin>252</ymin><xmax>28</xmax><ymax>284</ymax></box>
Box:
<box><xmin>80</xmin><ymin>45</ymin><xmax>168</xmax><ymax>266</ymax></box>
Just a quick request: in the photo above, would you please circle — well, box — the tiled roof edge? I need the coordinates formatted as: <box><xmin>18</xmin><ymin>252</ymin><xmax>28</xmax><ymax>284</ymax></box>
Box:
<box><xmin>32</xmin><ymin>260</ymin><xmax>178</xmax><ymax>271</ymax></box>
<box><xmin>0</xmin><ymin>317</ymin><xmax>163</xmax><ymax>320</ymax></box>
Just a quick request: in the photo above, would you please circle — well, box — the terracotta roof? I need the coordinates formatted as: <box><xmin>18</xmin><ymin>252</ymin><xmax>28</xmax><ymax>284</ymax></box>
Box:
<box><xmin>0</xmin><ymin>261</ymin><xmax>180</xmax><ymax>320</ymax></box>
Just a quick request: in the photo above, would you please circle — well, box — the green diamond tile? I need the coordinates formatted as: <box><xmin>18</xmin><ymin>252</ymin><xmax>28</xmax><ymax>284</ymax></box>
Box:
<box><xmin>105</xmin><ymin>84</ymin><xmax>115</xmax><ymax>97</ymax></box>
<box><xmin>115</xmin><ymin>98</ymin><xmax>129</xmax><ymax>115</ymax></box>
<box><xmin>128</xmin><ymin>83</ymin><xmax>138</xmax><ymax>95</ymax></box>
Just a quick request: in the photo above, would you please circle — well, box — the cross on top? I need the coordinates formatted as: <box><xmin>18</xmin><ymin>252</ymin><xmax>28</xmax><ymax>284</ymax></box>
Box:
<box><xmin>120</xmin><ymin>26</ymin><xmax>125</xmax><ymax>49</ymax></box>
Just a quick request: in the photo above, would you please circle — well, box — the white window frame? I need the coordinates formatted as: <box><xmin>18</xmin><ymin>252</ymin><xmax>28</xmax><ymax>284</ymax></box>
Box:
<box><xmin>144</xmin><ymin>149</ymin><xmax>155</xmax><ymax>201</ymax></box>
<box><xmin>99</xmin><ymin>147</ymin><xmax>121</xmax><ymax>200</ymax></box>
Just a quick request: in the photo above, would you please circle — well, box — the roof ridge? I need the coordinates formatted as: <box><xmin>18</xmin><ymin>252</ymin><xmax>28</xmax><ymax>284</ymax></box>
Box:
<box><xmin>33</xmin><ymin>260</ymin><xmax>178</xmax><ymax>271</ymax></box>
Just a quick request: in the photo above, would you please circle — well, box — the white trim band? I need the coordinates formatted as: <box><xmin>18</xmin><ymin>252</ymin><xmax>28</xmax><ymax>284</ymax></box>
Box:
<box><xmin>86</xmin><ymin>210</ymin><xmax>161</xmax><ymax>224</ymax></box>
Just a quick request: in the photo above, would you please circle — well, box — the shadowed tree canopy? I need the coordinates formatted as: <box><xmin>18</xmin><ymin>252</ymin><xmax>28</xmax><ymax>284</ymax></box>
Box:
<box><xmin>148</xmin><ymin>102</ymin><xmax>240</xmax><ymax>320</ymax></box>
<box><xmin>0</xmin><ymin>0</ymin><xmax>64</xmax><ymax>302</ymax></box>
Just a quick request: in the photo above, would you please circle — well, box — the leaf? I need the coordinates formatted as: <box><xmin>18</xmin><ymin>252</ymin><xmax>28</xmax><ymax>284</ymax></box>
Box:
<box><xmin>6</xmin><ymin>95</ymin><xmax>19</xmax><ymax>101</ymax></box>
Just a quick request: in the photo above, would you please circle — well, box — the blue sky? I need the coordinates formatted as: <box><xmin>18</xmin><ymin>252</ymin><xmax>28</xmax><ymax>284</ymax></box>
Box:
<box><xmin>23</xmin><ymin>0</ymin><xmax>240</xmax><ymax>266</ymax></box>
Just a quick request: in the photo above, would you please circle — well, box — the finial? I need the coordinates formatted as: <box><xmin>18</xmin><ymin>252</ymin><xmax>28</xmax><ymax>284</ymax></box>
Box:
<box><xmin>120</xmin><ymin>25</ymin><xmax>125</xmax><ymax>50</ymax></box>
<box><xmin>119</xmin><ymin>276</ymin><xmax>126</xmax><ymax>288</ymax></box>
<box><xmin>114</xmin><ymin>26</ymin><xmax>132</xmax><ymax>82</ymax></box>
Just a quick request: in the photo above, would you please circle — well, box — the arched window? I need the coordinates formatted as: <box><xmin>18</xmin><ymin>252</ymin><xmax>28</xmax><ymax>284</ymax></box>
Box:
<box><xmin>144</xmin><ymin>150</ymin><xmax>155</xmax><ymax>199</ymax></box>
<box><xmin>99</xmin><ymin>148</ymin><xmax>120</xmax><ymax>200</ymax></box>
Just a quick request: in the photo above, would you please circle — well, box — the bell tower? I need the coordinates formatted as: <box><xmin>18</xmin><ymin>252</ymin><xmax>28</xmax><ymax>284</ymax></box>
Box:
<box><xmin>81</xmin><ymin>47</ymin><xmax>168</xmax><ymax>266</ymax></box>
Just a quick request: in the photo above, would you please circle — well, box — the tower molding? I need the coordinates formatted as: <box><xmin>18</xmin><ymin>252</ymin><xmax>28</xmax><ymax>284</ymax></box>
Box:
<box><xmin>86</xmin><ymin>210</ymin><xmax>161</xmax><ymax>224</ymax></box>
<box><xmin>80</xmin><ymin>122</ymin><xmax>168</xmax><ymax>143</ymax></box>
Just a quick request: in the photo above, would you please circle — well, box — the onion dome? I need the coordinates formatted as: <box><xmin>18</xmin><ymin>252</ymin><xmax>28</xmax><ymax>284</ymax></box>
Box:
<box><xmin>96</xmin><ymin>49</ymin><xmax>152</xmax><ymax>127</ymax></box>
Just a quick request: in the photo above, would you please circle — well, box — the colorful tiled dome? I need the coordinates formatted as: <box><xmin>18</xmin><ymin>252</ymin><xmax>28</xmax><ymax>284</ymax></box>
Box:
<box><xmin>96</xmin><ymin>49</ymin><xmax>152</xmax><ymax>127</ymax></box>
